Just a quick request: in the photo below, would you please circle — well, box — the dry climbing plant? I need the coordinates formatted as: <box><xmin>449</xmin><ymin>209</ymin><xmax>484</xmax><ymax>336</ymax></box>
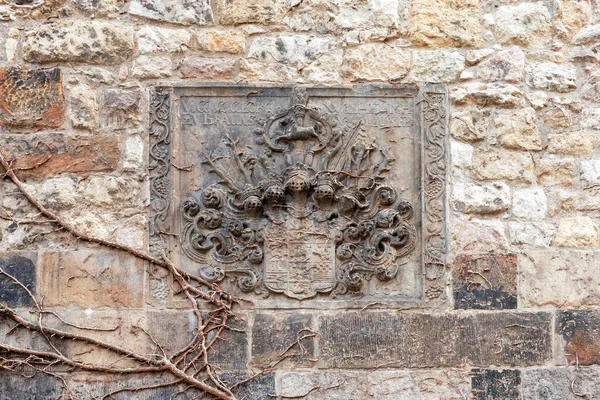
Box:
<box><xmin>0</xmin><ymin>152</ymin><xmax>310</xmax><ymax>399</ymax></box>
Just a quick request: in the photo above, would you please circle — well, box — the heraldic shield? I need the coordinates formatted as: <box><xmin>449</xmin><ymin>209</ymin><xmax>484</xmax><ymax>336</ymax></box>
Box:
<box><xmin>178</xmin><ymin>86</ymin><xmax>418</xmax><ymax>300</ymax></box>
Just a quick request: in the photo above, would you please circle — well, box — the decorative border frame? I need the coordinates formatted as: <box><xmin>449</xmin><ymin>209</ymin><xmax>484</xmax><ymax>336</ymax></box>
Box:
<box><xmin>148</xmin><ymin>84</ymin><xmax>448</xmax><ymax>306</ymax></box>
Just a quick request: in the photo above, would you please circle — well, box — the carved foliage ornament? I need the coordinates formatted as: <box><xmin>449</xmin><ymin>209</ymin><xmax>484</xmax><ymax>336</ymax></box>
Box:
<box><xmin>179</xmin><ymin>88</ymin><xmax>418</xmax><ymax>300</ymax></box>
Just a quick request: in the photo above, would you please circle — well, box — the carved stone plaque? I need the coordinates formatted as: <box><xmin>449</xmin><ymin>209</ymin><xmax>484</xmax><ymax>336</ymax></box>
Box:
<box><xmin>149</xmin><ymin>84</ymin><xmax>448</xmax><ymax>307</ymax></box>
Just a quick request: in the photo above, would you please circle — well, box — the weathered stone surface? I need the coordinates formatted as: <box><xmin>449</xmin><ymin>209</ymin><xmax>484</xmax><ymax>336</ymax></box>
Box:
<box><xmin>238</xmin><ymin>60</ymin><xmax>299</xmax><ymax>82</ymax></box>
<box><xmin>450</xmin><ymin>83</ymin><xmax>522</xmax><ymax>107</ymax></box>
<box><xmin>512</xmin><ymin>187</ymin><xmax>547</xmax><ymax>219</ymax></box>
<box><xmin>247</xmin><ymin>35</ymin><xmax>337</xmax><ymax>68</ymax></box>
<box><xmin>220</xmin><ymin>372</ymin><xmax>276</xmax><ymax>400</ymax></box>
<box><xmin>410</xmin><ymin>0</ymin><xmax>484</xmax><ymax>47</ymax></box>
<box><xmin>278</xmin><ymin>370</ymin><xmax>470</xmax><ymax>399</ymax></box>
<box><xmin>80</xmin><ymin>176</ymin><xmax>140</xmax><ymax>209</ymax></box>
<box><xmin>251</xmin><ymin>313</ymin><xmax>314</xmax><ymax>368</ymax></box>
<box><xmin>177</xmin><ymin>57</ymin><xmax>237</xmax><ymax>80</ymax></box>
<box><xmin>300</xmin><ymin>48</ymin><xmax>344</xmax><ymax>83</ymax></box>
<box><xmin>123</xmin><ymin>135</ymin><xmax>144</xmax><ymax>172</ymax></box>
<box><xmin>572</xmin><ymin>23</ymin><xmax>600</xmax><ymax>45</ymax></box>
<box><xmin>554</xmin><ymin>216</ymin><xmax>600</xmax><ymax>248</ymax></box>
<box><xmin>472</xmin><ymin>148</ymin><xmax>534</xmax><ymax>182</ymax></box>
<box><xmin>453</xmin><ymin>253</ymin><xmax>518</xmax><ymax>310</ymax></box>
<box><xmin>536</xmin><ymin>159</ymin><xmax>575</xmax><ymax>186</ymax></box>
<box><xmin>450</xmin><ymin>108</ymin><xmax>490</xmax><ymax>142</ymax></box>
<box><xmin>466</xmin><ymin>48</ymin><xmax>495</xmax><ymax>66</ymax></box>
<box><xmin>452</xmin><ymin>182</ymin><xmax>510</xmax><ymax>214</ymax></box>
<box><xmin>581</xmin><ymin>160</ymin><xmax>600</xmax><ymax>189</ymax></box>
<box><xmin>408</xmin><ymin>50</ymin><xmax>465</xmax><ymax>83</ymax></box>
<box><xmin>519</xmin><ymin>250</ymin><xmax>600</xmax><ymax>307</ymax></box>
<box><xmin>132</xmin><ymin>55</ymin><xmax>173</xmax><ymax>79</ymax></box>
<box><xmin>342</xmin><ymin>43</ymin><xmax>411</xmax><ymax>81</ymax></box>
<box><xmin>196</xmin><ymin>30</ymin><xmax>245</xmax><ymax>54</ymax></box>
<box><xmin>557</xmin><ymin>310</ymin><xmax>600</xmax><ymax>366</ymax></box>
<box><xmin>509</xmin><ymin>221</ymin><xmax>555</xmax><ymax>248</ymax></box>
<box><xmin>137</xmin><ymin>26</ymin><xmax>192</xmax><ymax>54</ymax></box>
<box><xmin>73</xmin><ymin>0</ymin><xmax>121</xmax><ymax>18</ymax></box>
<box><xmin>495</xmin><ymin>107</ymin><xmax>541</xmax><ymax>150</ymax></box>
<box><xmin>69</xmin><ymin>84</ymin><xmax>98</xmax><ymax>130</ymax></box>
<box><xmin>40</xmin><ymin>250</ymin><xmax>144</xmax><ymax>308</ymax></box>
<box><xmin>452</xmin><ymin>219</ymin><xmax>509</xmax><ymax>253</ymax></box>
<box><xmin>451</xmin><ymin>140</ymin><xmax>474</xmax><ymax>171</ymax></box>
<box><xmin>494</xmin><ymin>2</ymin><xmax>553</xmax><ymax>47</ymax></box>
<box><xmin>207</xmin><ymin>316</ymin><xmax>248</xmax><ymax>371</ymax></box>
<box><xmin>214</xmin><ymin>0</ymin><xmax>286</xmax><ymax>25</ymax></box>
<box><xmin>23</xmin><ymin>22</ymin><xmax>134</xmax><ymax>65</ymax></box>
<box><xmin>100</xmin><ymin>88</ymin><xmax>141</xmax><ymax>129</ymax></box>
<box><xmin>560</xmin><ymin>190</ymin><xmax>600</xmax><ymax>212</ymax></box>
<box><xmin>0</xmin><ymin>67</ymin><xmax>65</xmax><ymax>128</ymax></box>
<box><xmin>542</xmin><ymin>106</ymin><xmax>572</xmax><ymax>129</ymax></box>
<box><xmin>477</xmin><ymin>47</ymin><xmax>525</xmax><ymax>82</ymax></box>
<box><xmin>319</xmin><ymin>312</ymin><xmax>552</xmax><ymax>368</ymax></box>
<box><xmin>526</xmin><ymin>62</ymin><xmax>577</xmax><ymax>92</ymax></box>
<box><xmin>333</xmin><ymin>0</ymin><xmax>404</xmax><ymax>32</ymax></box>
<box><xmin>471</xmin><ymin>369</ymin><xmax>521</xmax><ymax>400</ymax></box>
<box><xmin>0</xmin><ymin>373</ymin><xmax>62</xmax><ymax>400</ymax></box>
<box><xmin>0</xmin><ymin>133</ymin><xmax>119</xmax><ymax>177</ymax></box>
<box><xmin>129</xmin><ymin>0</ymin><xmax>213</xmax><ymax>26</ymax></box>
<box><xmin>547</xmin><ymin>130</ymin><xmax>596</xmax><ymax>156</ymax></box>
<box><xmin>559</xmin><ymin>0</ymin><xmax>591</xmax><ymax>39</ymax></box>
<box><xmin>522</xmin><ymin>367</ymin><xmax>600</xmax><ymax>400</ymax></box>
<box><xmin>0</xmin><ymin>252</ymin><xmax>36</xmax><ymax>307</ymax></box>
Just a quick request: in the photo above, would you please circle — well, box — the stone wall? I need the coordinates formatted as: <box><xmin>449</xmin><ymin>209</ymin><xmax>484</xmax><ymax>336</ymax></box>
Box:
<box><xmin>0</xmin><ymin>0</ymin><xmax>599</xmax><ymax>398</ymax></box>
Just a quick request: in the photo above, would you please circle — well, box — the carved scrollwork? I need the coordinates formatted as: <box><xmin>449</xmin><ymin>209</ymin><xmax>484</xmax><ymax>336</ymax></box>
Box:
<box><xmin>180</xmin><ymin>87</ymin><xmax>419</xmax><ymax>300</ymax></box>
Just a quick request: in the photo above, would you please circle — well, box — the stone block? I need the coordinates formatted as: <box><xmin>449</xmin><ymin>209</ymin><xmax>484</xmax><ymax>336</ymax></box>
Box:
<box><xmin>213</xmin><ymin>0</ymin><xmax>286</xmax><ymax>25</ymax></box>
<box><xmin>100</xmin><ymin>88</ymin><xmax>141</xmax><ymax>130</ymax></box>
<box><xmin>219</xmin><ymin>372</ymin><xmax>276</xmax><ymax>399</ymax></box>
<box><xmin>472</xmin><ymin>148</ymin><xmax>534</xmax><ymax>182</ymax></box>
<box><xmin>477</xmin><ymin>47</ymin><xmax>525</xmax><ymax>82</ymax></box>
<box><xmin>129</xmin><ymin>0</ymin><xmax>213</xmax><ymax>26</ymax></box>
<box><xmin>318</xmin><ymin>312</ymin><xmax>552</xmax><ymax>368</ymax></box>
<box><xmin>452</xmin><ymin>182</ymin><xmax>510</xmax><ymax>214</ymax></box>
<box><xmin>494</xmin><ymin>2</ymin><xmax>553</xmax><ymax>47</ymax></box>
<box><xmin>39</xmin><ymin>250</ymin><xmax>144</xmax><ymax>308</ymax></box>
<box><xmin>512</xmin><ymin>187</ymin><xmax>547</xmax><ymax>219</ymax></box>
<box><xmin>452</xmin><ymin>253</ymin><xmax>518</xmax><ymax>310</ymax></box>
<box><xmin>450</xmin><ymin>108</ymin><xmax>490</xmax><ymax>142</ymax></box>
<box><xmin>519</xmin><ymin>250</ymin><xmax>600</xmax><ymax>307</ymax></box>
<box><xmin>278</xmin><ymin>370</ymin><xmax>470</xmax><ymax>399</ymax></box>
<box><xmin>557</xmin><ymin>310</ymin><xmax>600</xmax><ymax>366</ymax></box>
<box><xmin>23</xmin><ymin>22</ymin><xmax>134</xmax><ymax>65</ymax></box>
<box><xmin>509</xmin><ymin>221</ymin><xmax>555</xmax><ymax>248</ymax></box>
<box><xmin>0</xmin><ymin>67</ymin><xmax>65</xmax><ymax>129</ymax></box>
<box><xmin>554</xmin><ymin>216</ymin><xmax>600</xmax><ymax>248</ymax></box>
<box><xmin>522</xmin><ymin>367</ymin><xmax>600</xmax><ymax>399</ymax></box>
<box><xmin>471</xmin><ymin>369</ymin><xmax>521</xmax><ymax>400</ymax></box>
<box><xmin>452</xmin><ymin>219</ymin><xmax>509</xmax><ymax>253</ymax></box>
<box><xmin>251</xmin><ymin>312</ymin><xmax>314</xmax><ymax>368</ymax></box>
<box><xmin>342</xmin><ymin>43</ymin><xmax>411</xmax><ymax>81</ymax></box>
<box><xmin>69</xmin><ymin>83</ymin><xmax>98</xmax><ymax>130</ymax></box>
<box><xmin>0</xmin><ymin>133</ymin><xmax>120</xmax><ymax>177</ymax></box>
<box><xmin>408</xmin><ymin>50</ymin><xmax>465</xmax><ymax>83</ymax></box>
<box><xmin>196</xmin><ymin>30</ymin><xmax>245</xmax><ymax>54</ymax></box>
<box><xmin>132</xmin><ymin>56</ymin><xmax>173</xmax><ymax>79</ymax></box>
<box><xmin>0</xmin><ymin>252</ymin><xmax>36</xmax><ymax>307</ymax></box>
<box><xmin>451</xmin><ymin>140</ymin><xmax>473</xmax><ymax>171</ymax></box>
<box><xmin>177</xmin><ymin>57</ymin><xmax>237</xmax><ymax>80</ymax></box>
<box><xmin>495</xmin><ymin>107</ymin><xmax>541</xmax><ymax>151</ymax></box>
<box><xmin>580</xmin><ymin>160</ymin><xmax>600</xmax><ymax>189</ymax></box>
<box><xmin>450</xmin><ymin>83</ymin><xmax>522</xmax><ymax>107</ymax></box>
<box><xmin>0</xmin><ymin>373</ymin><xmax>62</xmax><ymax>400</ymax></box>
<box><xmin>207</xmin><ymin>315</ymin><xmax>249</xmax><ymax>371</ymax></box>
<box><xmin>409</xmin><ymin>0</ymin><xmax>484</xmax><ymax>48</ymax></box>
<box><xmin>247</xmin><ymin>35</ymin><xmax>337</xmax><ymax>69</ymax></box>
<box><xmin>526</xmin><ymin>62</ymin><xmax>577</xmax><ymax>92</ymax></box>
<box><xmin>137</xmin><ymin>26</ymin><xmax>192</xmax><ymax>54</ymax></box>
<box><xmin>67</xmin><ymin>373</ymin><xmax>184</xmax><ymax>399</ymax></box>
<box><xmin>536</xmin><ymin>159</ymin><xmax>575</xmax><ymax>187</ymax></box>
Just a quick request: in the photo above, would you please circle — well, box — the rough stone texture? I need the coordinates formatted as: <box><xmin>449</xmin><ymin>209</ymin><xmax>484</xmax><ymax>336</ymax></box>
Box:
<box><xmin>553</xmin><ymin>216</ymin><xmax>600</xmax><ymax>248</ymax></box>
<box><xmin>452</xmin><ymin>219</ymin><xmax>509</xmax><ymax>253</ymax></box>
<box><xmin>0</xmin><ymin>252</ymin><xmax>36</xmax><ymax>307</ymax></box>
<box><xmin>39</xmin><ymin>250</ymin><xmax>144</xmax><ymax>308</ymax></box>
<box><xmin>408</xmin><ymin>50</ymin><xmax>465</xmax><ymax>83</ymax></box>
<box><xmin>535</xmin><ymin>159</ymin><xmax>575</xmax><ymax>187</ymax></box>
<box><xmin>526</xmin><ymin>62</ymin><xmax>577</xmax><ymax>92</ymax></box>
<box><xmin>0</xmin><ymin>373</ymin><xmax>62</xmax><ymax>400</ymax></box>
<box><xmin>69</xmin><ymin>84</ymin><xmax>98</xmax><ymax>130</ymax></box>
<box><xmin>512</xmin><ymin>187</ymin><xmax>547</xmax><ymax>219</ymax></box>
<box><xmin>522</xmin><ymin>367</ymin><xmax>600</xmax><ymax>400</ymax></box>
<box><xmin>581</xmin><ymin>108</ymin><xmax>600</xmax><ymax>129</ymax></box>
<box><xmin>477</xmin><ymin>47</ymin><xmax>525</xmax><ymax>83</ymax></box>
<box><xmin>319</xmin><ymin>312</ymin><xmax>552</xmax><ymax>368</ymax></box>
<box><xmin>495</xmin><ymin>107</ymin><xmax>542</xmax><ymax>150</ymax></box>
<box><xmin>137</xmin><ymin>26</ymin><xmax>192</xmax><ymax>54</ymax></box>
<box><xmin>409</xmin><ymin>0</ymin><xmax>484</xmax><ymax>48</ymax></box>
<box><xmin>519</xmin><ymin>250</ymin><xmax>600</xmax><ymax>307</ymax></box>
<box><xmin>0</xmin><ymin>133</ymin><xmax>119</xmax><ymax>177</ymax></box>
<box><xmin>451</xmin><ymin>140</ymin><xmax>474</xmax><ymax>171</ymax></box>
<box><xmin>129</xmin><ymin>0</ymin><xmax>213</xmax><ymax>26</ymax></box>
<box><xmin>247</xmin><ymin>35</ymin><xmax>336</xmax><ymax>69</ymax></box>
<box><xmin>196</xmin><ymin>30</ymin><xmax>245</xmax><ymax>54</ymax></box>
<box><xmin>452</xmin><ymin>253</ymin><xmax>518</xmax><ymax>310</ymax></box>
<box><xmin>557</xmin><ymin>310</ymin><xmax>600</xmax><ymax>366</ymax></box>
<box><xmin>542</xmin><ymin>106</ymin><xmax>572</xmax><ymax>129</ymax></box>
<box><xmin>214</xmin><ymin>0</ymin><xmax>286</xmax><ymax>25</ymax></box>
<box><xmin>23</xmin><ymin>22</ymin><xmax>134</xmax><ymax>65</ymax></box>
<box><xmin>132</xmin><ymin>56</ymin><xmax>173</xmax><ymax>79</ymax></box>
<box><xmin>494</xmin><ymin>2</ymin><xmax>553</xmax><ymax>47</ymax></box>
<box><xmin>278</xmin><ymin>370</ymin><xmax>470</xmax><ymax>399</ymax></box>
<box><xmin>0</xmin><ymin>67</ymin><xmax>65</xmax><ymax>128</ymax></box>
<box><xmin>572</xmin><ymin>24</ymin><xmax>600</xmax><ymax>45</ymax></box>
<box><xmin>509</xmin><ymin>221</ymin><xmax>555</xmax><ymax>248</ymax></box>
<box><xmin>450</xmin><ymin>108</ymin><xmax>490</xmax><ymax>142</ymax></box>
<box><xmin>452</xmin><ymin>182</ymin><xmax>510</xmax><ymax>214</ymax></box>
<box><xmin>177</xmin><ymin>57</ymin><xmax>237</xmax><ymax>80</ymax></box>
<box><xmin>100</xmin><ymin>88</ymin><xmax>141</xmax><ymax>130</ymax></box>
<box><xmin>342</xmin><ymin>43</ymin><xmax>411</xmax><ymax>81</ymax></box>
<box><xmin>580</xmin><ymin>160</ymin><xmax>600</xmax><ymax>189</ymax></box>
<box><xmin>472</xmin><ymin>148</ymin><xmax>535</xmax><ymax>182</ymax></box>
<box><xmin>471</xmin><ymin>369</ymin><xmax>521</xmax><ymax>400</ymax></box>
<box><xmin>450</xmin><ymin>83</ymin><xmax>523</xmax><ymax>107</ymax></box>
<box><xmin>251</xmin><ymin>313</ymin><xmax>314</xmax><ymax>368</ymax></box>
<box><xmin>208</xmin><ymin>316</ymin><xmax>249</xmax><ymax>371</ymax></box>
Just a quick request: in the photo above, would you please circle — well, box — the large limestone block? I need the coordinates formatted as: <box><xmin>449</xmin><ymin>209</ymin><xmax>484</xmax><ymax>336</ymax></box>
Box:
<box><xmin>342</xmin><ymin>43</ymin><xmax>411</xmax><ymax>81</ymax></box>
<box><xmin>129</xmin><ymin>0</ymin><xmax>213</xmax><ymax>26</ymax></box>
<box><xmin>495</xmin><ymin>107</ymin><xmax>542</xmax><ymax>150</ymax></box>
<box><xmin>494</xmin><ymin>2</ymin><xmax>553</xmax><ymax>47</ymax></box>
<box><xmin>472</xmin><ymin>148</ymin><xmax>535</xmax><ymax>182</ymax></box>
<box><xmin>553</xmin><ymin>216</ymin><xmax>600</xmax><ymax>248</ymax></box>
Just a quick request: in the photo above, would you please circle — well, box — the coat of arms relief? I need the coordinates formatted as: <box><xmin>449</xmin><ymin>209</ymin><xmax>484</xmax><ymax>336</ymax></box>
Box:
<box><xmin>178</xmin><ymin>88</ymin><xmax>417</xmax><ymax>300</ymax></box>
